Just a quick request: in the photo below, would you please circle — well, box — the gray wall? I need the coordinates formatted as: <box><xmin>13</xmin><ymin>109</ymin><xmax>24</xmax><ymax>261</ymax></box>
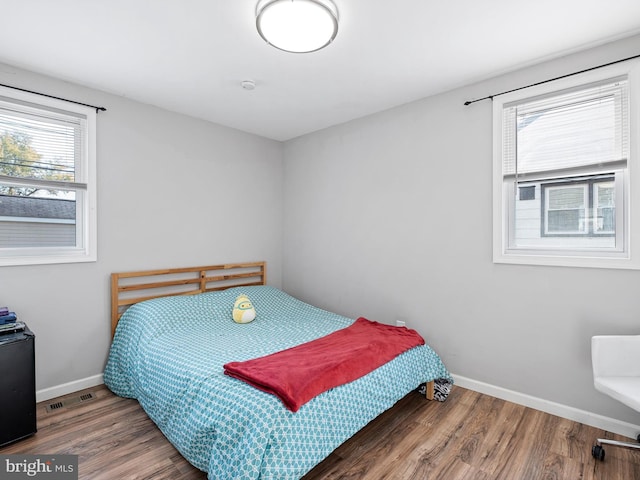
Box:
<box><xmin>282</xmin><ymin>34</ymin><xmax>640</xmax><ymax>425</ymax></box>
<box><xmin>2</xmin><ymin>33</ymin><xmax>638</xmax><ymax>430</ymax></box>
<box><xmin>0</xmin><ymin>63</ymin><xmax>284</xmax><ymax>394</ymax></box>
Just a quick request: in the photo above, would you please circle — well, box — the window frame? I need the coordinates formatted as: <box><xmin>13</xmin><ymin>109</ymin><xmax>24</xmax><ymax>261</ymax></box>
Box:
<box><xmin>493</xmin><ymin>59</ymin><xmax>640</xmax><ymax>269</ymax></box>
<box><xmin>541</xmin><ymin>181</ymin><xmax>589</xmax><ymax>236</ymax></box>
<box><xmin>0</xmin><ymin>86</ymin><xmax>97</xmax><ymax>266</ymax></box>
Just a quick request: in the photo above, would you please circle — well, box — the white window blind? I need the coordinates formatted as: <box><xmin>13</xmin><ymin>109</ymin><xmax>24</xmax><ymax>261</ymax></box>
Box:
<box><xmin>503</xmin><ymin>79</ymin><xmax>628</xmax><ymax>181</ymax></box>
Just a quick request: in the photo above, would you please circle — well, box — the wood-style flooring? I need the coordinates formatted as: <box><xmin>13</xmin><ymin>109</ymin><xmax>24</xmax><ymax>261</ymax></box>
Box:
<box><xmin>1</xmin><ymin>384</ymin><xmax>637</xmax><ymax>479</ymax></box>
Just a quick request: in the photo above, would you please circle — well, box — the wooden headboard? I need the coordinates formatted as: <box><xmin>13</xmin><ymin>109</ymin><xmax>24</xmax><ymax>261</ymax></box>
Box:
<box><xmin>110</xmin><ymin>261</ymin><xmax>266</xmax><ymax>338</ymax></box>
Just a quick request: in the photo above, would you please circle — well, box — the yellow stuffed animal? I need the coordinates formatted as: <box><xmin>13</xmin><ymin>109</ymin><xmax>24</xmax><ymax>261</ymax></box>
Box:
<box><xmin>233</xmin><ymin>294</ymin><xmax>256</xmax><ymax>324</ymax></box>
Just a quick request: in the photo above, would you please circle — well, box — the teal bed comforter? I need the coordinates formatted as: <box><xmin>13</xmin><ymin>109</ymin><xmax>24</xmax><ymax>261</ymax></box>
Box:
<box><xmin>104</xmin><ymin>286</ymin><xmax>451</xmax><ymax>479</ymax></box>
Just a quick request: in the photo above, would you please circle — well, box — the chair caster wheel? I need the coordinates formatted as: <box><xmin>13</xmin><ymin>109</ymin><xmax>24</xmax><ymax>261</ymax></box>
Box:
<box><xmin>592</xmin><ymin>444</ymin><xmax>605</xmax><ymax>461</ymax></box>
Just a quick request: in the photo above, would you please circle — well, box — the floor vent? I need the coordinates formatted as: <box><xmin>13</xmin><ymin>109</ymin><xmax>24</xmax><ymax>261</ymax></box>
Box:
<box><xmin>79</xmin><ymin>392</ymin><xmax>94</xmax><ymax>402</ymax></box>
<box><xmin>46</xmin><ymin>401</ymin><xmax>64</xmax><ymax>412</ymax></box>
<box><xmin>46</xmin><ymin>391</ymin><xmax>96</xmax><ymax>413</ymax></box>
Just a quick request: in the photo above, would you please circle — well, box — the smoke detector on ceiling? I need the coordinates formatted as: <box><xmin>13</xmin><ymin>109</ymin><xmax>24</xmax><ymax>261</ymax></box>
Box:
<box><xmin>241</xmin><ymin>80</ymin><xmax>256</xmax><ymax>90</ymax></box>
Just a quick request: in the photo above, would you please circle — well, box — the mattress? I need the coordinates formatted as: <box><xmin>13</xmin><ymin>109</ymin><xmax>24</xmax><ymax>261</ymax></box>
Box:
<box><xmin>104</xmin><ymin>285</ymin><xmax>451</xmax><ymax>479</ymax></box>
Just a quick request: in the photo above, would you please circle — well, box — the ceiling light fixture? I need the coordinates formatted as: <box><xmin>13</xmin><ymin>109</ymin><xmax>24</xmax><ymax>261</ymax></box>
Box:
<box><xmin>255</xmin><ymin>0</ymin><xmax>339</xmax><ymax>54</ymax></box>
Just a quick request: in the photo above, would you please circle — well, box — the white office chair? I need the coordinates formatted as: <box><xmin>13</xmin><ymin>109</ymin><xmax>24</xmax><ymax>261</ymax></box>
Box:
<box><xmin>591</xmin><ymin>335</ymin><xmax>640</xmax><ymax>460</ymax></box>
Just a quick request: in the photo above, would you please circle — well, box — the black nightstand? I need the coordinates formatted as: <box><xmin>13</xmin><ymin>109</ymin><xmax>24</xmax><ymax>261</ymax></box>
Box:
<box><xmin>0</xmin><ymin>324</ymin><xmax>36</xmax><ymax>446</ymax></box>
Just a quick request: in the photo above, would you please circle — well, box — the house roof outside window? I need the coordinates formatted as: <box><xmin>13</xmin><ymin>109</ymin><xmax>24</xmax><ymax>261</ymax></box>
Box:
<box><xmin>0</xmin><ymin>195</ymin><xmax>75</xmax><ymax>220</ymax></box>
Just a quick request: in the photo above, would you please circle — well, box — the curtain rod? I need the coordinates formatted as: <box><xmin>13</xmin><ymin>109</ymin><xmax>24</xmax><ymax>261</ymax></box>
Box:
<box><xmin>0</xmin><ymin>82</ymin><xmax>107</xmax><ymax>113</ymax></box>
<box><xmin>463</xmin><ymin>52</ymin><xmax>640</xmax><ymax>106</ymax></box>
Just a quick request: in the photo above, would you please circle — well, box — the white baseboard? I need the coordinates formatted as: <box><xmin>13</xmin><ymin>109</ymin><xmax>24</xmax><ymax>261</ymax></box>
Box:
<box><xmin>36</xmin><ymin>374</ymin><xmax>104</xmax><ymax>403</ymax></box>
<box><xmin>453</xmin><ymin>374</ymin><xmax>640</xmax><ymax>440</ymax></box>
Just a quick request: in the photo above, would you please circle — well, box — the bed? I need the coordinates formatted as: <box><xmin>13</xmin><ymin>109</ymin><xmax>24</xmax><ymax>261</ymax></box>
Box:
<box><xmin>104</xmin><ymin>262</ymin><xmax>452</xmax><ymax>479</ymax></box>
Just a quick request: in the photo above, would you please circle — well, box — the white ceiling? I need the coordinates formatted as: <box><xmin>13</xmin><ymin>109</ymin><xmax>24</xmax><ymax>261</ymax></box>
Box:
<box><xmin>1</xmin><ymin>0</ymin><xmax>640</xmax><ymax>141</ymax></box>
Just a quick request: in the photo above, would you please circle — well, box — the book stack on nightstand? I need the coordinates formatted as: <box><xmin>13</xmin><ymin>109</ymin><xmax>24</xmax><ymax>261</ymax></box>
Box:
<box><xmin>0</xmin><ymin>306</ymin><xmax>26</xmax><ymax>335</ymax></box>
<box><xmin>0</xmin><ymin>307</ymin><xmax>36</xmax><ymax>446</ymax></box>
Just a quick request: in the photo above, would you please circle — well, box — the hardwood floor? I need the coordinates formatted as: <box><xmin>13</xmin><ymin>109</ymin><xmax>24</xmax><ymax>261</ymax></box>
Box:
<box><xmin>1</xmin><ymin>384</ymin><xmax>637</xmax><ymax>479</ymax></box>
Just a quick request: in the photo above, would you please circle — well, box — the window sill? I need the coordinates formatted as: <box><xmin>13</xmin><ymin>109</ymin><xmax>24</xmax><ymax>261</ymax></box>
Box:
<box><xmin>493</xmin><ymin>250</ymin><xmax>640</xmax><ymax>270</ymax></box>
<box><xmin>0</xmin><ymin>251</ymin><xmax>96</xmax><ymax>267</ymax></box>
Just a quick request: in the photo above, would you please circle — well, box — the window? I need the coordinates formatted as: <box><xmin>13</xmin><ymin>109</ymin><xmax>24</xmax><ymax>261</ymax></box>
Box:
<box><xmin>594</xmin><ymin>180</ymin><xmax>615</xmax><ymax>234</ymax></box>
<box><xmin>493</xmin><ymin>59</ymin><xmax>640</xmax><ymax>269</ymax></box>
<box><xmin>0</xmin><ymin>86</ymin><xmax>96</xmax><ymax>266</ymax></box>
<box><xmin>541</xmin><ymin>176</ymin><xmax>614</xmax><ymax>237</ymax></box>
<box><xmin>519</xmin><ymin>185</ymin><xmax>535</xmax><ymax>201</ymax></box>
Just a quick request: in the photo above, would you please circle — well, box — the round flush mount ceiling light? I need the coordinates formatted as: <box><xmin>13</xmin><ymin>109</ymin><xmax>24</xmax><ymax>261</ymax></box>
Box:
<box><xmin>256</xmin><ymin>0</ymin><xmax>339</xmax><ymax>53</ymax></box>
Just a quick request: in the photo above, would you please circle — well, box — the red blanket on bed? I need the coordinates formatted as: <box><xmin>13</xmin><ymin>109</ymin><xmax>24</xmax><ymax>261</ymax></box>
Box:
<box><xmin>223</xmin><ymin>317</ymin><xmax>425</xmax><ymax>412</ymax></box>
